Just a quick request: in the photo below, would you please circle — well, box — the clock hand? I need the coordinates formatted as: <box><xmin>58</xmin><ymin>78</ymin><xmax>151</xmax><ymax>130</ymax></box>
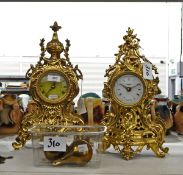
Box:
<box><xmin>45</xmin><ymin>82</ymin><xmax>56</xmax><ymax>96</ymax></box>
<box><xmin>120</xmin><ymin>84</ymin><xmax>131</xmax><ymax>92</ymax></box>
<box><xmin>131</xmin><ymin>83</ymin><xmax>140</xmax><ymax>88</ymax></box>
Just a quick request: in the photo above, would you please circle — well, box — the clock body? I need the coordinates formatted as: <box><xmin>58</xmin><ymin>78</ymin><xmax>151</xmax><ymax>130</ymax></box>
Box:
<box><xmin>12</xmin><ymin>22</ymin><xmax>84</xmax><ymax>150</ymax></box>
<box><xmin>113</xmin><ymin>72</ymin><xmax>145</xmax><ymax>106</ymax></box>
<box><xmin>102</xmin><ymin>27</ymin><xmax>168</xmax><ymax>160</ymax></box>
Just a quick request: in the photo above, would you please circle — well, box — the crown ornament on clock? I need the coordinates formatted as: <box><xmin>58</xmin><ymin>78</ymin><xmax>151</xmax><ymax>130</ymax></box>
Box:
<box><xmin>102</xmin><ymin>27</ymin><xmax>168</xmax><ymax>160</ymax></box>
<box><xmin>12</xmin><ymin>21</ymin><xmax>84</xmax><ymax>150</ymax></box>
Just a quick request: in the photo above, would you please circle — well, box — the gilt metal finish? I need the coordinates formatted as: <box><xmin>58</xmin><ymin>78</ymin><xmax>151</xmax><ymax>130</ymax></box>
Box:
<box><xmin>51</xmin><ymin>139</ymin><xmax>93</xmax><ymax>166</ymax></box>
<box><xmin>12</xmin><ymin>22</ymin><xmax>84</xmax><ymax>149</ymax></box>
<box><xmin>102</xmin><ymin>28</ymin><xmax>168</xmax><ymax>160</ymax></box>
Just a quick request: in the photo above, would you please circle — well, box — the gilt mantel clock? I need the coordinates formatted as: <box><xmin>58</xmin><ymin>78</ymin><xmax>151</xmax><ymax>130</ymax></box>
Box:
<box><xmin>13</xmin><ymin>22</ymin><xmax>84</xmax><ymax>149</ymax></box>
<box><xmin>102</xmin><ymin>28</ymin><xmax>168</xmax><ymax>160</ymax></box>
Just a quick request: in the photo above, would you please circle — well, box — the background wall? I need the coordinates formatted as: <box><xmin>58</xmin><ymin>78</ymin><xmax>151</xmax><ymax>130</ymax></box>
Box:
<box><xmin>0</xmin><ymin>56</ymin><xmax>167</xmax><ymax>102</ymax></box>
<box><xmin>0</xmin><ymin>2</ymin><xmax>181</xmax><ymax>100</ymax></box>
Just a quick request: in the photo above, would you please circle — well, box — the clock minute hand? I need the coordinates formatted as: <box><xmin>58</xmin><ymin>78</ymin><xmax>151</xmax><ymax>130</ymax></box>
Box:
<box><xmin>45</xmin><ymin>82</ymin><xmax>56</xmax><ymax>96</ymax></box>
<box><xmin>131</xmin><ymin>83</ymin><xmax>140</xmax><ymax>88</ymax></box>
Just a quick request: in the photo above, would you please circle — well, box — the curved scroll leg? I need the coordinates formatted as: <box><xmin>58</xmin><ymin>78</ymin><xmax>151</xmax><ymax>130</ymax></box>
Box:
<box><xmin>149</xmin><ymin>143</ymin><xmax>168</xmax><ymax>158</ymax></box>
<box><xmin>160</xmin><ymin>144</ymin><xmax>169</xmax><ymax>153</ymax></box>
<box><xmin>12</xmin><ymin>129</ymin><xmax>31</xmax><ymax>150</ymax></box>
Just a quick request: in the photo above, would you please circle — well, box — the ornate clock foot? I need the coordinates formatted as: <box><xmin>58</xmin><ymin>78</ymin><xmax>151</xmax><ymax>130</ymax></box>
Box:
<box><xmin>160</xmin><ymin>145</ymin><xmax>169</xmax><ymax>153</ymax></box>
<box><xmin>120</xmin><ymin>146</ymin><xmax>135</xmax><ymax>160</ymax></box>
<box><xmin>12</xmin><ymin>141</ymin><xmax>23</xmax><ymax>150</ymax></box>
<box><xmin>12</xmin><ymin>130</ymin><xmax>31</xmax><ymax>150</ymax></box>
<box><xmin>149</xmin><ymin>143</ymin><xmax>168</xmax><ymax>158</ymax></box>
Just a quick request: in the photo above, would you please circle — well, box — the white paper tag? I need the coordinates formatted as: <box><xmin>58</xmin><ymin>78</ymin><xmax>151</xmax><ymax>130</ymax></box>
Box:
<box><xmin>48</xmin><ymin>94</ymin><xmax>58</xmax><ymax>99</ymax></box>
<box><xmin>47</xmin><ymin>75</ymin><xmax>60</xmax><ymax>82</ymax></box>
<box><xmin>78</xmin><ymin>144</ymin><xmax>88</xmax><ymax>152</ymax></box>
<box><xmin>44</xmin><ymin>136</ymin><xmax>66</xmax><ymax>152</ymax></box>
<box><xmin>143</xmin><ymin>62</ymin><xmax>153</xmax><ymax>80</ymax></box>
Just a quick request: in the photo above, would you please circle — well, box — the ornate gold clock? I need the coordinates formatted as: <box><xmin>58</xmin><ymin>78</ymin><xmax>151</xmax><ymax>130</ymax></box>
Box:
<box><xmin>12</xmin><ymin>22</ymin><xmax>84</xmax><ymax>149</ymax></box>
<box><xmin>102</xmin><ymin>28</ymin><xmax>168</xmax><ymax>160</ymax></box>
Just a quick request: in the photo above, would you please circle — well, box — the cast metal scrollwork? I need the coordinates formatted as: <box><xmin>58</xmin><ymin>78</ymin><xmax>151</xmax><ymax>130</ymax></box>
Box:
<box><xmin>102</xmin><ymin>27</ymin><xmax>168</xmax><ymax>160</ymax></box>
<box><xmin>13</xmin><ymin>22</ymin><xmax>84</xmax><ymax>150</ymax></box>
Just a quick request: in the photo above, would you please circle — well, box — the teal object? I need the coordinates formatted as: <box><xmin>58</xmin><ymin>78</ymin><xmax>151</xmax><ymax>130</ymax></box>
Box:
<box><xmin>81</xmin><ymin>92</ymin><xmax>101</xmax><ymax>99</ymax></box>
<box><xmin>171</xmin><ymin>95</ymin><xmax>183</xmax><ymax>104</ymax></box>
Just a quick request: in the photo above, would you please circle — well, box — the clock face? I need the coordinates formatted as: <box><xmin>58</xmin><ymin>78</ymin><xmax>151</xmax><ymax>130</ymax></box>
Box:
<box><xmin>113</xmin><ymin>73</ymin><xmax>144</xmax><ymax>106</ymax></box>
<box><xmin>38</xmin><ymin>72</ymin><xmax>68</xmax><ymax>102</ymax></box>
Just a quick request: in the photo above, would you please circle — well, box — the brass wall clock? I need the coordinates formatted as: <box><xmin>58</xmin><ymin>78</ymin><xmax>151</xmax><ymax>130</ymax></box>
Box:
<box><xmin>12</xmin><ymin>22</ymin><xmax>84</xmax><ymax>149</ymax></box>
<box><xmin>102</xmin><ymin>28</ymin><xmax>168</xmax><ymax>160</ymax></box>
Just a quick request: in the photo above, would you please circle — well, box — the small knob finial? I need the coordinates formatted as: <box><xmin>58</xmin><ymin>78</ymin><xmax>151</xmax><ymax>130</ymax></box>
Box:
<box><xmin>50</xmin><ymin>21</ymin><xmax>61</xmax><ymax>32</ymax></box>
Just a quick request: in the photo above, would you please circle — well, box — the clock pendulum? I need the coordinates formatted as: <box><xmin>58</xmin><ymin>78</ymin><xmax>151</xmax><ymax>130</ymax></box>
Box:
<box><xmin>101</xmin><ymin>28</ymin><xmax>168</xmax><ymax>160</ymax></box>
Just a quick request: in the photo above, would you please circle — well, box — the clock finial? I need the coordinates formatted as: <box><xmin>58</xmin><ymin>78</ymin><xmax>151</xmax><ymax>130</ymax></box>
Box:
<box><xmin>46</xmin><ymin>21</ymin><xmax>64</xmax><ymax>56</ymax></box>
<box><xmin>50</xmin><ymin>21</ymin><xmax>61</xmax><ymax>32</ymax></box>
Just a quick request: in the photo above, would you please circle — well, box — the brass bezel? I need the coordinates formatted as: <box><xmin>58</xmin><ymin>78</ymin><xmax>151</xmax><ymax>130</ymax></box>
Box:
<box><xmin>112</xmin><ymin>71</ymin><xmax>146</xmax><ymax>107</ymax></box>
<box><xmin>36</xmin><ymin>69</ymin><xmax>69</xmax><ymax>104</ymax></box>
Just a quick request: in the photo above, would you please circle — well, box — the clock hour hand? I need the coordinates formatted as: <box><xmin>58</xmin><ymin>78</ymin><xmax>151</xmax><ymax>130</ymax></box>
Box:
<box><xmin>120</xmin><ymin>83</ymin><xmax>131</xmax><ymax>92</ymax></box>
<box><xmin>45</xmin><ymin>82</ymin><xmax>56</xmax><ymax>96</ymax></box>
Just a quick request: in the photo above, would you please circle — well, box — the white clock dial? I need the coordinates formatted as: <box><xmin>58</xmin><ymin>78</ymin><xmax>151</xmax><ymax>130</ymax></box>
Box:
<box><xmin>114</xmin><ymin>74</ymin><xmax>144</xmax><ymax>105</ymax></box>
